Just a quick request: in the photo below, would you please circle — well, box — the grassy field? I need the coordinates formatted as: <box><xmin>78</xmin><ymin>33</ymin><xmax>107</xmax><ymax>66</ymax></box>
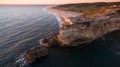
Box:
<box><xmin>53</xmin><ymin>2</ymin><xmax>120</xmax><ymax>18</ymax></box>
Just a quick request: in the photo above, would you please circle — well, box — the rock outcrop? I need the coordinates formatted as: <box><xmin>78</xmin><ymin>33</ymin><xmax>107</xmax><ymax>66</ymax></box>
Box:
<box><xmin>24</xmin><ymin>6</ymin><xmax>120</xmax><ymax>64</ymax></box>
<box><xmin>55</xmin><ymin>18</ymin><xmax>120</xmax><ymax>46</ymax></box>
<box><xmin>25</xmin><ymin>45</ymin><xmax>48</xmax><ymax>63</ymax></box>
<box><xmin>46</xmin><ymin>8</ymin><xmax>120</xmax><ymax>47</ymax></box>
<box><xmin>24</xmin><ymin>3</ymin><xmax>120</xmax><ymax>64</ymax></box>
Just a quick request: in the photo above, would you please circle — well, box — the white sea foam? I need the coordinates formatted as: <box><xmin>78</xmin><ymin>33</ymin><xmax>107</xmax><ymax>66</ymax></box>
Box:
<box><xmin>39</xmin><ymin>39</ymin><xmax>44</xmax><ymax>45</ymax></box>
<box><xmin>54</xmin><ymin>14</ymin><xmax>62</xmax><ymax>28</ymax></box>
<box><xmin>15</xmin><ymin>54</ymin><xmax>27</xmax><ymax>66</ymax></box>
<box><xmin>0</xmin><ymin>6</ymin><xmax>60</xmax><ymax>67</ymax></box>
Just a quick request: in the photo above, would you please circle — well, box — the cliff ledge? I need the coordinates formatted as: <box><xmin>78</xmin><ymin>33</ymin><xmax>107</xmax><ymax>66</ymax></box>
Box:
<box><xmin>45</xmin><ymin>2</ymin><xmax>120</xmax><ymax>47</ymax></box>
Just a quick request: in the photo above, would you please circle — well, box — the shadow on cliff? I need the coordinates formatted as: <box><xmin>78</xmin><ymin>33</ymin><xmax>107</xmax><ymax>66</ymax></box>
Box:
<box><xmin>30</xmin><ymin>30</ymin><xmax>120</xmax><ymax>67</ymax></box>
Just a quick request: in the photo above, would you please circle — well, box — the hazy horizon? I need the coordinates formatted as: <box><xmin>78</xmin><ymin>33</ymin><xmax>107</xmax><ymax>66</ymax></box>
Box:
<box><xmin>0</xmin><ymin>0</ymin><xmax>119</xmax><ymax>5</ymax></box>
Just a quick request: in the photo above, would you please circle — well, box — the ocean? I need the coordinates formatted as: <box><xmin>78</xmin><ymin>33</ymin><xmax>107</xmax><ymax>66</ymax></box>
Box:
<box><xmin>0</xmin><ymin>5</ymin><xmax>120</xmax><ymax>67</ymax></box>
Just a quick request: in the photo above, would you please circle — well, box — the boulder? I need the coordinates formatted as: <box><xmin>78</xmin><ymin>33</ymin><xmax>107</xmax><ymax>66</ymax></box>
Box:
<box><xmin>25</xmin><ymin>45</ymin><xmax>48</xmax><ymax>63</ymax></box>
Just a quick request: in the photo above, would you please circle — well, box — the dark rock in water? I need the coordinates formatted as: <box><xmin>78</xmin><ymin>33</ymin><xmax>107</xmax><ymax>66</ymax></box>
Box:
<box><xmin>25</xmin><ymin>45</ymin><xmax>48</xmax><ymax>63</ymax></box>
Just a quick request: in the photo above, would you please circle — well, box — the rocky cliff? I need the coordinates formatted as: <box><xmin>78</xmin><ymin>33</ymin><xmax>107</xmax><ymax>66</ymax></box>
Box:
<box><xmin>55</xmin><ymin>17</ymin><xmax>120</xmax><ymax>46</ymax></box>
<box><xmin>46</xmin><ymin>8</ymin><xmax>120</xmax><ymax>47</ymax></box>
<box><xmin>25</xmin><ymin>45</ymin><xmax>48</xmax><ymax>63</ymax></box>
<box><xmin>24</xmin><ymin>4</ymin><xmax>120</xmax><ymax>63</ymax></box>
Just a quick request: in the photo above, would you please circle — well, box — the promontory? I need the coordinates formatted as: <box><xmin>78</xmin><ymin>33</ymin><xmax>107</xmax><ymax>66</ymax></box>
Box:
<box><xmin>45</xmin><ymin>2</ymin><xmax>120</xmax><ymax>47</ymax></box>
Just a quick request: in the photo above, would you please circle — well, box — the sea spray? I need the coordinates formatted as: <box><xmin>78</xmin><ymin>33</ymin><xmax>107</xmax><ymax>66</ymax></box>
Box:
<box><xmin>15</xmin><ymin>53</ymin><xmax>29</xmax><ymax>67</ymax></box>
<box><xmin>54</xmin><ymin>14</ymin><xmax>62</xmax><ymax>28</ymax></box>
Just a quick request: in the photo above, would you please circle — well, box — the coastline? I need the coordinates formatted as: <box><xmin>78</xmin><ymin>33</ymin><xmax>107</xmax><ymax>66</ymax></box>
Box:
<box><xmin>44</xmin><ymin>6</ymin><xmax>82</xmax><ymax>20</ymax></box>
<box><xmin>43</xmin><ymin>6</ymin><xmax>120</xmax><ymax>47</ymax></box>
<box><xmin>44</xmin><ymin>6</ymin><xmax>82</xmax><ymax>30</ymax></box>
<box><xmin>24</xmin><ymin>3</ymin><xmax>120</xmax><ymax>64</ymax></box>
<box><xmin>44</xmin><ymin>6</ymin><xmax>62</xmax><ymax>28</ymax></box>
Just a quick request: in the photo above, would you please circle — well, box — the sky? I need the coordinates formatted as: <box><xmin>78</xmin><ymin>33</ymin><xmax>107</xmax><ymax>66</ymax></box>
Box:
<box><xmin>0</xmin><ymin>0</ymin><xmax>119</xmax><ymax>4</ymax></box>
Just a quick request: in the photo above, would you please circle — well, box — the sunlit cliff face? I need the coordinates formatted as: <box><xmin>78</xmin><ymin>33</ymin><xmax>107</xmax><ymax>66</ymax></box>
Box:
<box><xmin>65</xmin><ymin>18</ymin><xmax>73</xmax><ymax>25</ymax></box>
<box><xmin>66</xmin><ymin>18</ymin><xmax>71</xmax><ymax>23</ymax></box>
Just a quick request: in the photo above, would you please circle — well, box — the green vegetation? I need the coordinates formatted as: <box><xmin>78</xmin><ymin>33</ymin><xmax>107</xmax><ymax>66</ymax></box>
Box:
<box><xmin>53</xmin><ymin>2</ymin><xmax>120</xmax><ymax>18</ymax></box>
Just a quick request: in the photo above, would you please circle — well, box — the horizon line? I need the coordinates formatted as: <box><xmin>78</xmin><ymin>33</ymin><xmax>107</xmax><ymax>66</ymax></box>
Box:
<box><xmin>0</xmin><ymin>3</ymin><xmax>61</xmax><ymax>5</ymax></box>
<box><xmin>0</xmin><ymin>1</ymin><xmax>119</xmax><ymax>6</ymax></box>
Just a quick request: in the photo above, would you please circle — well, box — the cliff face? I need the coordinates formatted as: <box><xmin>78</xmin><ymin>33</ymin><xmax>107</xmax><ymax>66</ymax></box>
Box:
<box><xmin>46</xmin><ymin>8</ymin><xmax>120</xmax><ymax>47</ymax></box>
<box><xmin>55</xmin><ymin>18</ymin><xmax>120</xmax><ymax>46</ymax></box>
<box><xmin>24</xmin><ymin>4</ymin><xmax>120</xmax><ymax>63</ymax></box>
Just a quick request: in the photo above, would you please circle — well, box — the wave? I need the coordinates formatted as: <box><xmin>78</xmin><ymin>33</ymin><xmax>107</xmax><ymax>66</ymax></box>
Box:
<box><xmin>0</xmin><ymin>6</ymin><xmax>59</xmax><ymax>67</ymax></box>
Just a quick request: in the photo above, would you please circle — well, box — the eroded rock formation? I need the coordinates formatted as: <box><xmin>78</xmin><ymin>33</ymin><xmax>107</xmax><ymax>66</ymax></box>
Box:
<box><xmin>55</xmin><ymin>18</ymin><xmax>120</xmax><ymax>46</ymax></box>
<box><xmin>24</xmin><ymin>8</ymin><xmax>120</xmax><ymax>64</ymax></box>
<box><xmin>25</xmin><ymin>45</ymin><xmax>48</xmax><ymax>63</ymax></box>
<box><xmin>46</xmin><ymin>9</ymin><xmax>120</xmax><ymax>47</ymax></box>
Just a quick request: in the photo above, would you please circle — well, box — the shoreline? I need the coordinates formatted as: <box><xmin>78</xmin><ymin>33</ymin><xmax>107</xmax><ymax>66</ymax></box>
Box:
<box><xmin>43</xmin><ymin>5</ymin><xmax>120</xmax><ymax>46</ymax></box>
<box><xmin>44</xmin><ymin>6</ymin><xmax>82</xmax><ymax>18</ymax></box>
<box><xmin>44</xmin><ymin>6</ymin><xmax>63</xmax><ymax>28</ymax></box>
<box><xmin>44</xmin><ymin>6</ymin><xmax>82</xmax><ymax>29</ymax></box>
<box><xmin>24</xmin><ymin>3</ymin><xmax>120</xmax><ymax>64</ymax></box>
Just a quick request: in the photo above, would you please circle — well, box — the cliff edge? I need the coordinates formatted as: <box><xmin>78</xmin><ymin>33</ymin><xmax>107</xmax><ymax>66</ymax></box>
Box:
<box><xmin>24</xmin><ymin>2</ymin><xmax>120</xmax><ymax>63</ymax></box>
<box><xmin>45</xmin><ymin>2</ymin><xmax>120</xmax><ymax>47</ymax></box>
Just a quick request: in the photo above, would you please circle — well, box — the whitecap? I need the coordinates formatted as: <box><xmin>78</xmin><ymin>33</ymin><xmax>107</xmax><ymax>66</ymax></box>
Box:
<box><xmin>15</xmin><ymin>54</ymin><xmax>27</xmax><ymax>67</ymax></box>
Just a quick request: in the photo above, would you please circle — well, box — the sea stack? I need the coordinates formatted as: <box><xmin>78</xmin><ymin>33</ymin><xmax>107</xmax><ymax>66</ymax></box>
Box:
<box><xmin>25</xmin><ymin>45</ymin><xmax>48</xmax><ymax>63</ymax></box>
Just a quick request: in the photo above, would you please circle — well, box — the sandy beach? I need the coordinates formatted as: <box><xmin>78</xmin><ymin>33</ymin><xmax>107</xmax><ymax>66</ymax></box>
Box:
<box><xmin>45</xmin><ymin>7</ymin><xmax>82</xmax><ymax>19</ymax></box>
